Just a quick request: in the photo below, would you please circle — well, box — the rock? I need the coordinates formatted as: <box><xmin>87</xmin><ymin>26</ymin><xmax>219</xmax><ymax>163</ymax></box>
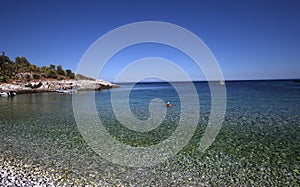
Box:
<box><xmin>0</xmin><ymin>79</ymin><xmax>118</xmax><ymax>94</ymax></box>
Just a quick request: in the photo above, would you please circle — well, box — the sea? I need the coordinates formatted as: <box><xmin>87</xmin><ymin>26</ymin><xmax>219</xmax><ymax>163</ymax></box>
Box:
<box><xmin>0</xmin><ymin>80</ymin><xmax>299</xmax><ymax>186</ymax></box>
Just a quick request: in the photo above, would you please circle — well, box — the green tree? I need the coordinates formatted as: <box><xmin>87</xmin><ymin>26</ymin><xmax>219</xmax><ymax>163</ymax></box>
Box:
<box><xmin>1</xmin><ymin>54</ymin><xmax>78</xmax><ymax>82</ymax></box>
<box><xmin>66</xmin><ymin>69</ymin><xmax>75</xmax><ymax>79</ymax></box>
<box><xmin>32</xmin><ymin>73</ymin><xmax>40</xmax><ymax>79</ymax></box>
<box><xmin>56</xmin><ymin>65</ymin><xmax>65</xmax><ymax>75</ymax></box>
<box><xmin>1</xmin><ymin>54</ymin><xmax>11</xmax><ymax>67</ymax></box>
<box><xmin>46</xmin><ymin>69</ymin><xmax>57</xmax><ymax>79</ymax></box>
<box><xmin>28</xmin><ymin>64</ymin><xmax>37</xmax><ymax>72</ymax></box>
<box><xmin>15</xmin><ymin>56</ymin><xmax>30</xmax><ymax>70</ymax></box>
<box><xmin>49</xmin><ymin>64</ymin><xmax>56</xmax><ymax>70</ymax></box>
<box><xmin>40</xmin><ymin>66</ymin><xmax>47</xmax><ymax>73</ymax></box>
<box><xmin>1</xmin><ymin>55</ymin><xmax>14</xmax><ymax>82</ymax></box>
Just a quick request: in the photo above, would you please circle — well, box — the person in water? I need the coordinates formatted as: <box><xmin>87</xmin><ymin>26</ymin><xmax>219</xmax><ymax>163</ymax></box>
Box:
<box><xmin>166</xmin><ymin>101</ymin><xmax>172</xmax><ymax>107</ymax></box>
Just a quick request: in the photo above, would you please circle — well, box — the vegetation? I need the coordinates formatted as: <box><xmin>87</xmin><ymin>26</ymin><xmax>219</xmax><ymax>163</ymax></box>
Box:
<box><xmin>75</xmin><ymin>74</ymin><xmax>95</xmax><ymax>81</ymax></box>
<box><xmin>0</xmin><ymin>54</ymin><xmax>75</xmax><ymax>83</ymax></box>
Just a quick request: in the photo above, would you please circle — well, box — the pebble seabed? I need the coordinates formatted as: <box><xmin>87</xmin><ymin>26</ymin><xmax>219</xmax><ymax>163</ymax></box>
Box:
<box><xmin>1</xmin><ymin>115</ymin><xmax>299</xmax><ymax>186</ymax></box>
<box><xmin>0</xmin><ymin>83</ymin><xmax>300</xmax><ymax>187</ymax></box>
<box><xmin>1</xmin><ymin>84</ymin><xmax>300</xmax><ymax>186</ymax></box>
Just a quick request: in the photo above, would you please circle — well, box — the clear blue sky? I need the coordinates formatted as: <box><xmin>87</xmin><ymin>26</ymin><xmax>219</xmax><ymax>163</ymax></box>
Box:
<box><xmin>1</xmin><ymin>0</ymin><xmax>299</xmax><ymax>81</ymax></box>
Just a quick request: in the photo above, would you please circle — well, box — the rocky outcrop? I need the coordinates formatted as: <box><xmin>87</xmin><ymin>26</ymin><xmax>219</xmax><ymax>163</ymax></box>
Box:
<box><xmin>0</xmin><ymin>79</ymin><xmax>118</xmax><ymax>94</ymax></box>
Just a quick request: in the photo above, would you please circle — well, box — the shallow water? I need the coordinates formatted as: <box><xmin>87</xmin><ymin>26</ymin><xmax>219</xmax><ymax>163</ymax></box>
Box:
<box><xmin>0</xmin><ymin>80</ymin><xmax>299</xmax><ymax>185</ymax></box>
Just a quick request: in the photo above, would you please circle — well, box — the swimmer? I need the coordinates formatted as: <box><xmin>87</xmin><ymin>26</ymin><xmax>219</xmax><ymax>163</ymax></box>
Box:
<box><xmin>166</xmin><ymin>101</ymin><xmax>172</xmax><ymax>107</ymax></box>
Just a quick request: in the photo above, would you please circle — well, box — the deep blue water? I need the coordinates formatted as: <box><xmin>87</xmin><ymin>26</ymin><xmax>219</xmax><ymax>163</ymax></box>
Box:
<box><xmin>0</xmin><ymin>80</ymin><xmax>299</xmax><ymax>185</ymax></box>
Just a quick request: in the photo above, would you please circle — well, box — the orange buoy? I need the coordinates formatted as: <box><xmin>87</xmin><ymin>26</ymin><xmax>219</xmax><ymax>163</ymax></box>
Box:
<box><xmin>166</xmin><ymin>102</ymin><xmax>172</xmax><ymax>107</ymax></box>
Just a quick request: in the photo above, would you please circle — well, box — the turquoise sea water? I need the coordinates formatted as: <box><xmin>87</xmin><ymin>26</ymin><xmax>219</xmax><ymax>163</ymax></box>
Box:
<box><xmin>0</xmin><ymin>80</ymin><xmax>299</xmax><ymax>185</ymax></box>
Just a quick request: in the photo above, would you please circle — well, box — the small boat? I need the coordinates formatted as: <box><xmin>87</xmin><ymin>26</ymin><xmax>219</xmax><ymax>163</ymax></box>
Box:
<box><xmin>0</xmin><ymin>92</ymin><xmax>8</xmax><ymax>97</ymax></box>
<box><xmin>218</xmin><ymin>80</ymin><xmax>225</xmax><ymax>85</ymax></box>
<box><xmin>0</xmin><ymin>91</ymin><xmax>16</xmax><ymax>97</ymax></box>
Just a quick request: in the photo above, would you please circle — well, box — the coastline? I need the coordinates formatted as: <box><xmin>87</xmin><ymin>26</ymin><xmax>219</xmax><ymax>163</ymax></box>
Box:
<box><xmin>0</xmin><ymin>79</ymin><xmax>118</xmax><ymax>94</ymax></box>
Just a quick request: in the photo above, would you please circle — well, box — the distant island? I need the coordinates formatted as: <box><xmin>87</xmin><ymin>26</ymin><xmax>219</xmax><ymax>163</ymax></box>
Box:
<box><xmin>0</xmin><ymin>53</ymin><xmax>117</xmax><ymax>93</ymax></box>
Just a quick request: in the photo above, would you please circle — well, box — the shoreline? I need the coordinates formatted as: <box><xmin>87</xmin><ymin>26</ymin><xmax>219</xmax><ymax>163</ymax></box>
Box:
<box><xmin>0</xmin><ymin>79</ymin><xmax>119</xmax><ymax>94</ymax></box>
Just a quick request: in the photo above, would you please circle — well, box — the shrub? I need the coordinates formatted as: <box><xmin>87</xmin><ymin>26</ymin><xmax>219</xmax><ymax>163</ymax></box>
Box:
<box><xmin>32</xmin><ymin>73</ymin><xmax>40</xmax><ymax>79</ymax></box>
<box><xmin>47</xmin><ymin>69</ymin><xmax>57</xmax><ymax>79</ymax></box>
<box><xmin>25</xmin><ymin>74</ymin><xmax>31</xmax><ymax>80</ymax></box>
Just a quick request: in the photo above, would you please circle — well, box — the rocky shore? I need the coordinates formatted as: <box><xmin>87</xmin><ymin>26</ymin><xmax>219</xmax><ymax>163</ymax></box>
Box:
<box><xmin>0</xmin><ymin>79</ymin><xmax>118</xmax><ymax>94</ymax></box>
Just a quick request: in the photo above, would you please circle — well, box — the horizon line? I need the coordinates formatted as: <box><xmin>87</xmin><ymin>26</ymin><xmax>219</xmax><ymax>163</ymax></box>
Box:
<box><xmin>113</xmin><ymin>78</ymin><xmax>300</xmax><ymax>84</ymax></box>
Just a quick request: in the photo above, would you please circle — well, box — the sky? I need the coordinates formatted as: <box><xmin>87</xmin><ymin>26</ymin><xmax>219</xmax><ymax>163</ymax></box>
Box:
<box><xmin>1</xmin><ymin>0</ymin><xmax>299</xmax><ymax>81</ymax></box>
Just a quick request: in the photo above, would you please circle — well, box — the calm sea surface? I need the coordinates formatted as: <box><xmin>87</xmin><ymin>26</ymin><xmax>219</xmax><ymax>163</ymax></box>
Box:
<box><xmin>0</xmin><ymin>80</ymin><xmax>299</xmax><ymax>185</ymax></box>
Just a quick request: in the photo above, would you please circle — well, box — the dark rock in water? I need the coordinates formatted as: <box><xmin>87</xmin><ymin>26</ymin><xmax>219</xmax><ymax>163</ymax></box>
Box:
<box><xmin>293</xmin><ymin>80</ymin><xmax>300</xmax><ymax>83</ymax></box>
